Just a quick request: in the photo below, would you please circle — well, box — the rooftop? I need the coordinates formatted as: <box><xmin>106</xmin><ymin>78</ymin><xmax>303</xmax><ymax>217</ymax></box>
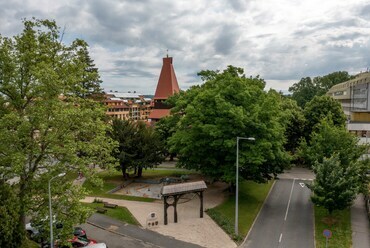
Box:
<box><xmin>161</xmin><ymin>181</ymin><xmax>207</xmax><ymax>196</ymax></box>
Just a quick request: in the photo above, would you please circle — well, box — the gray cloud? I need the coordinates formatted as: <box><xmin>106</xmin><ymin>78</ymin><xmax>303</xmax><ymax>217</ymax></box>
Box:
<box><xmin>214</xmin><ymin>25</ymin><xmax>240</xmax><ymax>55</ymax></box>
<box><xmin>1</xmin><ymin>0</ymin><xmax>370</xmax><ymax>94</ymax></box>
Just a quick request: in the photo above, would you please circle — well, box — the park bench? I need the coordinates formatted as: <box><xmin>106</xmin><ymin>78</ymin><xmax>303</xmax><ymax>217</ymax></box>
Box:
<box><xmin>96</xmin><ymin>207</ymin><xmax>107</xmax><ymax>214</ymax></box>
<box><xmin>103</xmin><ymin>202</ymin><xmax>118</xmax><ymax>209</ymax></box>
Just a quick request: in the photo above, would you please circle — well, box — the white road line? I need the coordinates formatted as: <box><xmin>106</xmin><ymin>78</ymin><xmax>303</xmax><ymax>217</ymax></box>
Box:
<box><xmin>284</xmin><ymin>178</ymin><xmax>295</xmax><ymax>221</ymax></box>
<box><xmin>279</xmin><ymin>233</ymin><xmax>283</xmax><ymax>243</ymax></box>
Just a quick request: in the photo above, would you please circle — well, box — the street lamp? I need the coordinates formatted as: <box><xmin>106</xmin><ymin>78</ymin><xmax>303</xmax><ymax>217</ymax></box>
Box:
<box><xmin>48</xmin><ymin>172</ymin><xmax>66</xmax><ymax>248</ymax></box>
<box><xmin>235</xmin><ymin>137</ymin><xmax>255</xmax><ymax>236</ymax></box>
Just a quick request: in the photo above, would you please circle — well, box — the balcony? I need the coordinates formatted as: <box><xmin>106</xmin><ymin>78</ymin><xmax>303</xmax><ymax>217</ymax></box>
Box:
<box><xmin>347</xmin><ymin>122</ymin><xmax>370</xmax><ymax>131</ymax></box>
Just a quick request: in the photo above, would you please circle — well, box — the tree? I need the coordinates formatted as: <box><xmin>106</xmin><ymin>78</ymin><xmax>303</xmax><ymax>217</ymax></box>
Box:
<box><xmin>288</xmin><ymin>77</ymin><xmax>317</xmax><ymax>108</ymax></box>
<box><xmin>0</xmin><ymin>18</ymin><xmax>115</xmax><ymax>245</ymax></box>
<box><xmin>298</xmin><ymin>118</ymin><xmax>366</xmax><ymax>168</ymax></box>
<box><xmin>0</xmin><ymin>182</ymin><xmax>23</xmax><ymax>248</ymax></box>
<box><xmin>155</xmin><ymin>114</ymin><xmax>180</xmax><ymax>160</ymax></box>
<box><xmin>275</xmin><ymin>93</ymin><xmax>305</xmax><ymax>153</ymax></box>
<box><xmin>289</xmin><ymin>71</ymin><xmax>352</xmax><ymax>108</ymax></box>
<box><xmin>308</xmin><ymin>154</ymin><xmax>360</xmax><ymax>214</ymax></box>
<box><xmin>303</xmin><ymin>95</ymin><xmax>346</xmax><ymax>139</ymax></box>
<box><xmin>110</xmin><ymin>119</ymin><xmax>165</xmax><ymax>178</ymax></box>
<box><xmin>168</xmin><ymin>66</ymin><xmax>290</xmax><ymax>183</ymax></box>
<box><xmin>71</xmin><ymin>39</ymin><xmax>103</xmax><ymax>99</ymax></box>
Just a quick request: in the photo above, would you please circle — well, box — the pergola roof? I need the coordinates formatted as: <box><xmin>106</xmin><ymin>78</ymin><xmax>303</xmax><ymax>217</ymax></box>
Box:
<box><xmin>161</xmin><ymin>181</ymin><xmax>207</xmax><ymax>196</ymax></box>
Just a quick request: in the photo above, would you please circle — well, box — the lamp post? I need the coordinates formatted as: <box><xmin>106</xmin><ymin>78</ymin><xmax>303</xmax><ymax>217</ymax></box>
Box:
<box><xmin>235</xmin><ymin>137</ymin><xmax>255</xmax><ymax>236</ymax></box>
<box><xmin>48</xmin><ymin>172</ymin><xmax>66</xmax><ymax>248</ymax></box>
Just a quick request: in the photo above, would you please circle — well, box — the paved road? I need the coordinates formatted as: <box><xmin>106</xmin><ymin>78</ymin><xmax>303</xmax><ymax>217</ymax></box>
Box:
<box><xmin>83</xmin><ymin>214</ymin><xmax>202</xmax><ymax>248</ymax></box>
<box><xmin>242</xmin><ymin>179</ymin><xmax>314</xmax><ymax>248</ymax></box>
<box><xmin>81</xmin><ymin>223</ymin><xmax>159</xmax><ymax>248</ymax></box>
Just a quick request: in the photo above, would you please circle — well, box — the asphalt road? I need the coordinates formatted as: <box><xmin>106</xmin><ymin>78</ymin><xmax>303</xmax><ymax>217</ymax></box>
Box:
<box><xmin>80</xmin><ymin>223</ymin><xmax>160</xmax><ymax>248</ymax></box>
<box><xmin>81</xmin><ymin>214</ymin><xmax>202</xmax><ymax>248</ymax></box>
<box><xmin>242</xmin><ymin>179</ymin><xmax>314</xmax><ymax>248</ymax></box>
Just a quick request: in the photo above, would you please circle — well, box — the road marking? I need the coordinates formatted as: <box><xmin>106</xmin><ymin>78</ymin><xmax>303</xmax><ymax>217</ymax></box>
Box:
<box><xmin>279</xmin><ymin>233</ymin><xmax>283</xmax><ymax>243</ymax></box>
<box><xmin>284</xmin><ymin>178</ymin><xmax>295</xmax><ymax>221</ymax></box>
<box><xmin>299</xmin><ymin>182</ymin><xmax>305</xmax><ymax>187</ymax></box>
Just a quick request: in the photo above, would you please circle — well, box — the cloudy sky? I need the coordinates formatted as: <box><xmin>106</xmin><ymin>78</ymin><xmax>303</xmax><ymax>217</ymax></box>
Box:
<box><xmin>1</xmin><ymin>0</ymin><xmax>369</xmax><ymax>94</ymax></box>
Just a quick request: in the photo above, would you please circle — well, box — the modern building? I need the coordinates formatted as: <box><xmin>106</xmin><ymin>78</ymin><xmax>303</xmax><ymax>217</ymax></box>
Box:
<box><xmin>327</xmin><ymin>72</ymin><xmax>370</xmax><ymax>143</ymax></box>
<box><xmin>148</xmin><ymin>56</ymin><xmax>180</xmax><ymax>123</ymax></box>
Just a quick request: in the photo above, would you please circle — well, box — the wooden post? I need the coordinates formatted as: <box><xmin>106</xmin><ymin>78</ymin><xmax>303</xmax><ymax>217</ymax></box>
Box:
<box><xmin>164</xmin><ymin>196</ymin><xmax>168</xmax><ymax>225</ymax></box>
<box><xmin>200</xmin><ymin>191</ymin><xmax>204</xmax><ymax>218</ymax></box>
<box><xmin>174</xmin><ymin>196</ymin><xmax>178</xmax><ymax>223</ymax></box>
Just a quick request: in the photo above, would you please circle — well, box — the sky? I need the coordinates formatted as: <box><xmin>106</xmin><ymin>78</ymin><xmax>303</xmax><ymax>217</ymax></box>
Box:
<box><xmin>1</xmin><ymin>0</ymin><xmax>369</xmax><ymax>94</ymax></box>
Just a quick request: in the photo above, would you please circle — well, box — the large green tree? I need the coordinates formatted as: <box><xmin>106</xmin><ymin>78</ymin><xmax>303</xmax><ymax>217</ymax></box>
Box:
<box><xmin>298</xmin><ymin>118</ymin><xmax>366</xmax><ymax>168</ymax></box>
<box><xmin>275</xmin><ymin>93</ymin><xmax>305</xmax><ymax>153</ymax></box>
<box><xmin>110</xmin><ymin>119</ymin><xmax>165</xmax><ymax>178</ymax></box>
<box><xmin>303</xmin><ymin>95</ymin><xmax>346</xmax><ymax>139</ymax></box>
<box><xmin>308</xmin><ymin>154</ymin><xmax>360</xmax><ymax>214</ymax></box>
<box><xmin>168</xmin><ymin>66</ymin><xmax>290</xmax><ymax>183</ymax></box>
<box><xmin>155</xmin><ymin>114</ymin><xmax>180</xmax><ymax>160</ymax></box>
<box><xmin>0</xmin><ymin>19</ymin><xmax>115</xmax><ymax>245</ymax></box>
<box><xmin>289</xmin><ymin>71</ymin><xmax>352</xmax><ymax>108</ymax></box>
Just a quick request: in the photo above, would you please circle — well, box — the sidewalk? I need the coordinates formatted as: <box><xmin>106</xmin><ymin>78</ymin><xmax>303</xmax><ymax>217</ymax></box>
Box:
<box><xmin>351</xmin><ymin>194</ymin><xmax>370</xmax><ymax>248</ymax></box>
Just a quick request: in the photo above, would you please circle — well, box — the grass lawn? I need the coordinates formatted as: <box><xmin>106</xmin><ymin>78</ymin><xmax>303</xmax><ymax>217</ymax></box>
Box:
<box><xmin>82</xmin><ymin>202</ymin><xmax>140</xmax><ymax>226</ymax></box>
<box><xmin>21</xmin><ymin>239</ymin><xmax>39</xmax><ymax>248</ymax></box>
<box><xmin>207</xmin><ymin>180</ymin><xmax>274</xmax><ymax>242</ymax></box>
<box><xmin>314</xmin><ymin>206</ymin><xmax>352</xmax><ymax>248</ymax></box>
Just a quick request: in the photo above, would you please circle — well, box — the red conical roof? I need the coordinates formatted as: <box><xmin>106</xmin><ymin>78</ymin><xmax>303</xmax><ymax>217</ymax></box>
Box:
<box><xmin>153</xmin><ymin>57</ymin><xmax>180</xmax><ymax>100</ymax></box>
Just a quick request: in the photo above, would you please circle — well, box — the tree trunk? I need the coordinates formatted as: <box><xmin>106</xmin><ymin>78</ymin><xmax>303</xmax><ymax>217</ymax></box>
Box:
<box><xmin>169</xmin><ymin>153</ymin><xmax>175</xmax><ymax>161</ymax></box>
<box><xmin>137</xmin><ymin>166</ymin><xmax>143</xmax><ymax>177</ymax></box>
<box><xmin>18</xmin><ymin>177</ymin><xmax>27</xmax><ymax>232</ymax></box>
<box><xmin>120</xmin><ymin>163</ymin><xmax>128</xmax><ymax>180</ymax></box>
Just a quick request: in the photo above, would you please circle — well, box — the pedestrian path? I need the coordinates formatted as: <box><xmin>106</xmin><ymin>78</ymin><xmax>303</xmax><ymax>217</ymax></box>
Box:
<box><xmin>351</xmin><ymin>194</ymin><xmax>370</xmax><ymax>248</ymax></box>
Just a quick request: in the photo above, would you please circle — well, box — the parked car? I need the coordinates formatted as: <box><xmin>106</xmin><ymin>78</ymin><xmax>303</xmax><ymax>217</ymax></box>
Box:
<box><xmin>85</xmin><ymin>244</ymin><xmax>107</xmax><ymax>248</ymax></box>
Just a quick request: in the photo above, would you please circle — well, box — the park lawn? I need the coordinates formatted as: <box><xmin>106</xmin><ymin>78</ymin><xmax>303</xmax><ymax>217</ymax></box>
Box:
<box><xmin>314</xmin><ymin>206</ymin><xmax>352</xmax><ymax>248</ymax></box>
<box><xmin>82</xmin><ymin>168</ymin><xmax>198</xmax><ymax>202</ymax></box>
<box><xmin>207</xmin><ymin>180</ymin><xmax>274</xmax><ymax>241</ymax></box>
<box><xmin>21</xmin><ymin>239</ymin><xmax>39</xmax><ymax>248</ymax></box>
<box><xmin>82</xmin><ymin>202</ymin><xmax>140</xmax><ymax>226</ymax></box>
<box><xmin>83</xmin><ymin>171</ymin><xmax>155</xmax><ymax>202</ymax></box>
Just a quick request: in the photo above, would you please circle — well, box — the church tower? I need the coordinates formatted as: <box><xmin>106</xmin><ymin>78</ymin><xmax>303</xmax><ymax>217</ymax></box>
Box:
<box><xmin>148</xmin><ymin>56</ymin><xmax>180</xmax><ymax>123</ymax></box>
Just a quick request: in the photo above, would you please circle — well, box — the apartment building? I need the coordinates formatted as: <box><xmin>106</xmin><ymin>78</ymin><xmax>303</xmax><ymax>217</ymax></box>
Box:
<box><xmin>327</xmin><ymin>72</ymin><xmax>370</xmax><ymax>143</ymax></box>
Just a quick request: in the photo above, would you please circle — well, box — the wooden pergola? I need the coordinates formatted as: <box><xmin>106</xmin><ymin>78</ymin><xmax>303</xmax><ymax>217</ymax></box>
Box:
<box><xmin>161</xmin><ymin>181</ymin><xmax>207</xmax><ymax>225</ymax></box>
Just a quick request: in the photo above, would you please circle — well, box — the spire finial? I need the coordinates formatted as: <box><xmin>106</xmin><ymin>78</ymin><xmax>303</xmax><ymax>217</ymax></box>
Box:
<box><xmin>166</xmin><ymin>49</ymin><xmax>169</xmax><ymax>58</ymax></box>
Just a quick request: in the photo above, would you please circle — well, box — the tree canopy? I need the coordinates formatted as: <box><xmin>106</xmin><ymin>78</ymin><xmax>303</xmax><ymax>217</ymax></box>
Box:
<box><xmin>298</xmin><ymin>118</ymin><xmax>366</xmax><ymax>168</ymax></box>
<box><xmin>308</xmin><ymin>154</ymin><xmax>360</xmax><ymax>214</ymax></box>
<box><xmin>289</xmin><ymin>71</ymin><xmax>352</xmax><ymax>108</ymax></box>
<box><xmin>168</xmin><ymin>66</ymin><xmax>290</xmax><ymax>183</ymax></box>
<box><xmin>303</xmin><ymin>95</ymin><xmax>346</xmax><ymax>139</ymax></box>
<box><xmin>0</xmin><ymin>182</ymin><xmax>23</xmax><ymax>248</ymax></box>
<box><xmin>110</xmin><ymin>119</ymin><xmax>165</xmax><ymax>178</ymax></box>
<box><xmin>0</xmin><ymin>18</ymin><xmax>115</xmax><ymax>245</ymax></box>
<box><xmin>71</xmin><ymin>39</ymin><xmax>103</xmax><ymax>99</ymax></box>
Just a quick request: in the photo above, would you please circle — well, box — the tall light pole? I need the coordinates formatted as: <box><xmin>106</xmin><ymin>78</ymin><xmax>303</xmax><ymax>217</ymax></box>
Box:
<box><xmin>49</xmin><ymin>172</ymin><xmax>66</xmax><ymax>248</ymax></box>
<box><xmin>235</xmin><ymin>137</ymin><xmax>255</xmax><ymax>236</ymax></box>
